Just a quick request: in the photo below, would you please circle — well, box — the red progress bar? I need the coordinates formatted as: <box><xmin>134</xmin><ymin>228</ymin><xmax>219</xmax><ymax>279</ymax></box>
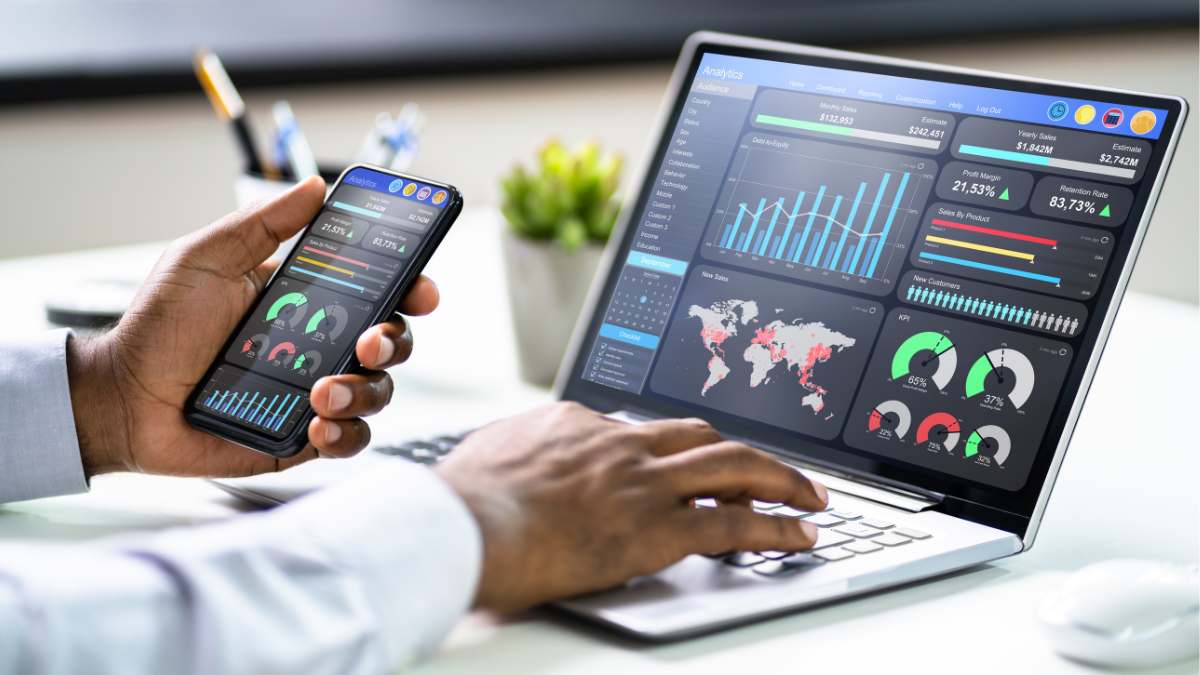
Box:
<box><xmin>931</xmin><ymin>218</ymin><xmax>1057</xmax><ymax>247</ymax></box>
<box><xmin>302</xmin><ymin>245</ymin><xmax>370</xmax><ymax>269</ymax></box>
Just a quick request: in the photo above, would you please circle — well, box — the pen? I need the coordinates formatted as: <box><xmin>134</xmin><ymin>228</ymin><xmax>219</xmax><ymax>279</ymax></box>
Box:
<box><xmin>271</xmin><ymin>100</ymin><xmax>319</xmax><ymax>180</ymax></box>
<box><xmin>193</xmin><ymin>49</ymin><xmax>279</xmax><ymax>179</ymax></box>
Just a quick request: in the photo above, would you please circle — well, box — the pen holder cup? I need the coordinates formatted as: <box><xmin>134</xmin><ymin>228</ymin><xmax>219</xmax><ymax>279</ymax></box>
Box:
<box><xmin>234</xmin><ymin>164</ymin><xmax>345</xmax><ymax>261</ymax></box>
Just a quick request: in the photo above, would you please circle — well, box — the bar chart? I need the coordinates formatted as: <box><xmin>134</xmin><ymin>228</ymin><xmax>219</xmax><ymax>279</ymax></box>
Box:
<box><xmin>702</xmin><ymin>135</ymin><xmax>934</xmax><ymax>295</ymax></box>
<box><xmin>196</xmin><ymin>365</ymin><xmax>309</xmax><ymax>438</ymax></box>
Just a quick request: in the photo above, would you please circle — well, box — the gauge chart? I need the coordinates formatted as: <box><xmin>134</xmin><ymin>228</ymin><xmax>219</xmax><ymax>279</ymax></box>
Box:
<box><xmin>915</xmin><ymin>411</ymin><xmax>961</xmax><ymax>453</ymax></box>
<box><xmin>700</xmin><ymin>134</ymin><xmax>934</xmax><ymax>295</ymax></box>
<box><xmin>844</xmin><ymin>308</ymin><xmax>1073</xmax><ymax>490</ymax></box>
<box><xmin>965</xmin><ymin>425</ymin><xmax>1011</xmax><ymax>467</ymax></box>
<box><xmin>890</xmin><ymin>330</ymin><xmax>956</xmax><ymax>392</ymax></box>
<box><xmin>867</xmin><ymin>400</ymin><xmax>912</xmax><ymax>441</ymax></box>
<box><xmin>965</xmin><ymin>348</ymin><xmax>1034</xmax><ymax>409</ymax></box>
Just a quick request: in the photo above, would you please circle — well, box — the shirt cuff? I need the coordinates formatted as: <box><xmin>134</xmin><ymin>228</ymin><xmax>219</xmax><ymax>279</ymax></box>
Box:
<box><xmin>0</xmin><ymin>329</ymin><xmax>88</xmax><ymax>503</ymax></box>
<box><xmin>278</xmin><ymin>461</ymin><xmax>483</xmax><ymax>663</ymax></box>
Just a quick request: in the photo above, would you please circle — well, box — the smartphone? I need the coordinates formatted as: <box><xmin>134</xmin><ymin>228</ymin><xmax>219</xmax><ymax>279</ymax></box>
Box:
<box><xmin>185</xmin><ymin>165</ymin><xmax>462</xmax><ymax>457</ymax></box>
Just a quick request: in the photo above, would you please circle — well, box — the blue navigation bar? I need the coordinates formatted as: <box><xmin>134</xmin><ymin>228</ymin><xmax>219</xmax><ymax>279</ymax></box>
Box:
<box><xmin>698</xmin><ymin>53</ymin><xmax>1169</xmax><ymax>139</ymax></box>
<box><xmin>626</xmin><ymin>251</ymin><xmax>689</xmax><ymax>276</ymax></box>
<box><xmin>599</xmin><ymin>323</ymin><xmax>661</xmax><ymax>349</ymax></box>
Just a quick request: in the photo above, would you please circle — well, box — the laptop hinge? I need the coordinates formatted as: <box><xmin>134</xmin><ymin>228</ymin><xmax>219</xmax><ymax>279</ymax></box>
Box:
<box><xmin>606</xmin><ymin>410</ymin><xmax>941</xmax><ymax>513</ymax></box>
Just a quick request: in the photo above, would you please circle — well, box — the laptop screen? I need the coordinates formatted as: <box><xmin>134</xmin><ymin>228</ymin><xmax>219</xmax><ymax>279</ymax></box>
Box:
<box><xmin>560</xmin><ymin>40</ymin><xmax>1184</xmax><ymax>528</ymax></box>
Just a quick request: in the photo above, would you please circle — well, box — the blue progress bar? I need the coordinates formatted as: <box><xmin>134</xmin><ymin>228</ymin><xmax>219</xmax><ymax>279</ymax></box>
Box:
<box><xmin>289</xmin><ymin>266</ymin><xmax>367</xmax><ymax>292</ymax></box>
<box><xmin>918</xmin><ymin>252</ymin><xmax>1062</xmax><ymax>285</ymax></box>
<box><xmin>332</xmin><ymin>201</ymin><xmax>382</xmax><ymax>219</ymax></box>
<box><xmin>957</xmin><ymin>144</ymin><xmax>1050</xmax><ymax>167</ymax></box>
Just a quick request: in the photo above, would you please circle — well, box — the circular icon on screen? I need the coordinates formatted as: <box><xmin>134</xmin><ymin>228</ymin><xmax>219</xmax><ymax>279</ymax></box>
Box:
<box><xmin>1046</xmin><ymin>101</ymin><xmax>1069</xmax><ymax>121</ymax></box>
<box><xmin>388</xmin><ymin>179</ymin><xmax>404</xmax><ymax>193</ymax></box>
<box><xmin>1102</xmin><ymin>108</ymin><xmax>1124</xmax><ymax>129</ymax></box>
<box><xmin>416</xmin><ymin>186</ymin><xmax>432</xmax><ymax>201</ymax></box>
<box><xmin>1129</xmin><ymin>110</ymin><xmax>1157</xmax><ymax>135</ymax></box>
<box><xmin>1074</xmin><ymin>104</ymin><xmax>1096</xmax><ymax>125</ymax></box>
<box><xmin>432</xmin><ymin>190</ymin><xmax>448</xmax><ymax>205</ymax></box>
<box><xmin>402</xmin><ymin>183</ymin><xmax>418</xmax><ymax>196</ymax></box>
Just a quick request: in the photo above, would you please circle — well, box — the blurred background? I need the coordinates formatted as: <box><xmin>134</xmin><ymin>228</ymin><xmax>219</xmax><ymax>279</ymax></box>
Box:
<box><xmin>0</xmin><ymin>0</ymin><xmax>1196</xmax><ymax>302</ymax></box>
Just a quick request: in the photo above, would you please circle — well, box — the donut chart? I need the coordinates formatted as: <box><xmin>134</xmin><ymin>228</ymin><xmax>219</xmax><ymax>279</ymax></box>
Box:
<box><xmin>266</xmin><ymin>291</ymin><xmax>309</xmax><ymax>327</ymax></box>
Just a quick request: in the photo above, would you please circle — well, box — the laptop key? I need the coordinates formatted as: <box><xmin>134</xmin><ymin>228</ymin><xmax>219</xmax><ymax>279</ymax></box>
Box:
<box><xmin>861</xmin><ymin>518</ymin><xmax>894</xmax><ymax>530</ymax></box>
<box><xmin>803</xmin><ymin>513</ymin><xmax>845</xmax><ymax>528</ymax></box>
<box><xmin>772</xmin><ymin>506</ymin><xmax>810</xmax><ymax>518</ymax></box>
<box><xmin>835</xmin><ymin>524</ymin><xmax>882</xmax><ymax>539</ymax></box>
<box><xmin>814</xmin><ymin>547</ymin><xmax>855</xmax><ymax>562</ymax></box>
<box><xmin>752</xmin><ymin>553</ymin><xmax>824</xmax><ymax>577</ymax></box>
<box><xmin>844</xmin><ymin>540</ymin><xmax>883</xmax><ymax>554</ymax></box>
<box><xmin>753</xmin><ymin>501</ymin><xmax>782</xmax><ymax>511</ymax></box>
<box><xmin>894</xmin><ymin>527</ymin><xmax>931</xmax><ymax>540</ymax></box>
<box><xmin>694</xmin><ymin>498</ymin><xmax>718</xmax><ymax>509</ymax></box>
<box><xmin>829</xmin><ymin>510</ymin><xmax>861</xmax><ymax>521</ymax></box>
<box><xmin>724</xmin><ymin>552</ymin><xmax>766</xmax><ymax>567</ymax></box>
<box><xmin>758</xmin><ymin>550</ymin><xmax>790</xmax><ymax>560</ymax></box>
<box><xmin>874</xmin><ymin>533</ymin><xmax>912</xmax><ymax>547</ymax></box>
<box><xmin>812</xmin><ymin>530</ymin><xmax>854</xmax><ymax>550</ymax></box>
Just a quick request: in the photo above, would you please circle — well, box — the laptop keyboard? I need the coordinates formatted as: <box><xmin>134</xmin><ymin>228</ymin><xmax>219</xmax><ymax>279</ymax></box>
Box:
<box><xmin>695</xmin><ymin>497</ymin><xmax>932</xmax><ymax>576</ymax></box>
<box><xmin>375</xmin><ymin>432</ymin><xmax>931</xmax><ymax>577</ymax></box>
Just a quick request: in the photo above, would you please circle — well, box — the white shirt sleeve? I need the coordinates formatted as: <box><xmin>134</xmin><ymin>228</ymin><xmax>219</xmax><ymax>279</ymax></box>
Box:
<box><xmin>0</xmin><ymin>329</ymin><xmax>89</xmax><ymax>502</ymax></box>
<box><xmin>0</xmin><ymin>461</ymin><xmax>482</xmax><ymax>675</ymax></box>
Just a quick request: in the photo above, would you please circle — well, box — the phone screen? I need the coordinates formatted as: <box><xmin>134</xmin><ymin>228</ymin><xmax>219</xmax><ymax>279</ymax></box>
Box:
<box><xmin>188</xmin><ymin>166</ymin><xmax>457</xmax><ymax>444</ymax></box>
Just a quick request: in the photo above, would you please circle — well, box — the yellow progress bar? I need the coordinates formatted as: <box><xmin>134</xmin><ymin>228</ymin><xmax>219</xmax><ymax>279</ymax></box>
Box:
<box><xmin>296</xmin><ymin>256</ymin><xmax>356</xmax><ymax>277</ymax></box>
<box><xmin>924</xmin><ymin>235</ymin><xmax>1035</xmax><ymax>262</ymax></box>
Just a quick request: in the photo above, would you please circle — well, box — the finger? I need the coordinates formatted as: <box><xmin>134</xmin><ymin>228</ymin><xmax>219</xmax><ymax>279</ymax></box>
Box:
<box><xmin>307</xmin><ymin>417</ymin><xmax>371</xmax><ymax>459</ymax></box>
<box><xmin>355</xmin><ymin>319</ymin><xmax>413</xmax><ymax>370</ymax></box>
<box><xmin>250</xmin><ymin>258</ymin><xmax>281</xmax><ymax>293</ymax></box>
<box><xmin>396</xmin><ymin>276</ymin><xmax>439</xmax><ymax>316</ymax></box>
<box><xmin>274</xmin><ymin>445</ymin><xmax>321</xmax><ymax>471</ymax></box>
<box><xmin>188</xmin><ymin>176</ymin><xmax>326</xmax><ymax>276</ymax></box>
<box><xmin>310</xmin><ymin>371</ymin><xmax>394</xmax><ymax>419</ymax></box>
<box><xmin>632</xmin><ymin>417</ymin><xmax>723</xmax><ymax>457</ymax></box>
<box><xmin>673</xmin><ymin>505</ymin><xmax>819</xmax><ymax>556</ymax></box>
<box><xmin>654</xmin><ymin>442</ymin><xmax>829</xmax><ymax>511</ymax></box>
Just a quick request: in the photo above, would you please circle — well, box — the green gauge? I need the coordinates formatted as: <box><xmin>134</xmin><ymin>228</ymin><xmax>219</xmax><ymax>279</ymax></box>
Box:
<box><xmin>891</xmin><ymin>330</ymin><xmax>956</xmax><ymax>390</ymax></box>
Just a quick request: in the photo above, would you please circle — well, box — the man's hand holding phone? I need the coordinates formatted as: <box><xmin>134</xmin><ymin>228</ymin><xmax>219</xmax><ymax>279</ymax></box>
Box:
<box><xmin>67</xmin><ymin>177</ymin><xmax>437</xmax><ymax>478</ymax></box>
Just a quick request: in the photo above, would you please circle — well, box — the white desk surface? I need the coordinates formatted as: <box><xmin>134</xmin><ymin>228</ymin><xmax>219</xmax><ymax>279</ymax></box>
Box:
<box><xmin>0</xmin><ymin>210</ymin><xmax>1196</xmax><ymax>674</ymax></box>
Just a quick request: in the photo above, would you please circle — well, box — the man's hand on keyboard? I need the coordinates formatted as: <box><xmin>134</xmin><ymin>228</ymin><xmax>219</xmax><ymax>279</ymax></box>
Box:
<box><xmin>435</xmin><ymin>402</ymin><xmax>829</xmax><ymax>613</ymax></box>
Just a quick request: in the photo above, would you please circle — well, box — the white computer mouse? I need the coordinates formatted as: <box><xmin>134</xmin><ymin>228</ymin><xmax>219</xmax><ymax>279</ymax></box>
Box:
<box><xmin>1039</xmin><ymin>559</ymin><xmax>1199</xmax><ymax>669</ymax></box>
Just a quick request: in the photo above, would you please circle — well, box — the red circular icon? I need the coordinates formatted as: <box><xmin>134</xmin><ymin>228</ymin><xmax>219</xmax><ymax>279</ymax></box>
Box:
<box><xmin>1101</xmin><ymin>108</ymin><xmax>1124</xmax><ymax>129</ymax></box>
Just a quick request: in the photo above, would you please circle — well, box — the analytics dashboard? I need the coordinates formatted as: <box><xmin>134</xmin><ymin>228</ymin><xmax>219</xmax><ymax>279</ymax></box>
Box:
<box><xmin>575</xmin><ymin>52</ymin><xmax>1173</xmax><ymax>492</ymax></box>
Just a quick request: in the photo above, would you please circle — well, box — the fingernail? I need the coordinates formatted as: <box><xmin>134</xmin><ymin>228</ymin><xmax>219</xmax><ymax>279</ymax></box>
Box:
<box><xmin>324</xmin><ymin>422</ymin><xmax>342</xmax><ymax>444</ymax></box>
<box><xmin>328</xmin><ymin>383</ymin><xmax>352</xmax><ymax>412</ymax></box>
<box><xmin>813</xmin><ymin>481</ymin><xmax>830</xmax><ymax>507</ymax></box>
<box><xmin>800</xmin><ymin>520</ymin><xmax>818</xmax><ymax>541</ymax></box>
<box><xmin>374</xmin><ymin>335</ymin><xmax>394</xmax><ymax>367</ymax></box>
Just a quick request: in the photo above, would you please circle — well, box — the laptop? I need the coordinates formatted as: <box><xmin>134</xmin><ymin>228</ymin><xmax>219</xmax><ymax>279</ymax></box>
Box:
<box><xmin>215</xmin><ymin>32</ymin><xmax>1187</xmax><ymax>640</ymax></box>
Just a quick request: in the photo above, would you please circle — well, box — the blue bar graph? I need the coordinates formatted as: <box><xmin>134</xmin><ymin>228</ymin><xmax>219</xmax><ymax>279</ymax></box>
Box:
<box><xmin>806</xmin><ymin>194</ymin><xmax>843</xmax><ymax>266</ymax></box>
<box><xmin>827</xmin><ymin>182</ymin><xmax>867</xmax><ymax>272</ymax></box>
<box><xmin>792</xmin><ymin>186</ymin><xmax>826</xmax><ymax>263</ymax></box>
<box><xmin>865</xmin><ymin>171</ymin><xmax>910</xmax><ymax>278</ymax></box>
<box><xmin>740</xmin><ymin>197</ymin><xmax>767</xmax><ymax>253</ymax></box>
<box><xmin>201</xmin><ymin>385</ymin><xmax>306</xmax><ymax>434</ymax></box>
<box><xmin>757</xmin><ymin>198</ymin><xmax>785</xmax><ymax>256</ymax></box>
<box><xmin>773</xmin><ymin>192</ymin><xmax>805</xmax><ymax>258</ymax></box>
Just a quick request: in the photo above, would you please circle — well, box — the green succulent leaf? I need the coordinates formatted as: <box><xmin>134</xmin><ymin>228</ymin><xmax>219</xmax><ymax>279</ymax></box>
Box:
<box><xmin>500</xmin><ymin>139</ymin><xmax>623</xmax><ymax>249</ymax></box>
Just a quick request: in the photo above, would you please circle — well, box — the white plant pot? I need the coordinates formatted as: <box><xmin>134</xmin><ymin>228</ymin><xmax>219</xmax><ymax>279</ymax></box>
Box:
<box><xmin>501</xmin><ymin>227</ymin><xmax>604</xmax><ymax>386</ymax></box>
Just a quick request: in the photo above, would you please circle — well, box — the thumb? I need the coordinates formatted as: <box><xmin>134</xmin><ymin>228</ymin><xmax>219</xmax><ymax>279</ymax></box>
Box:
<box><xmin>189</xmin><ymin>176</ymin><xmax>326</xmax><ymax>276</ymax></box>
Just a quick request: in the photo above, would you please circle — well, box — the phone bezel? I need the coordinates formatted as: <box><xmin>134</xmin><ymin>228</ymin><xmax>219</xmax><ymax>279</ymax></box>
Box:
<box><xmin>184</xmin><ymin>164</ymin><xmax>463</xmax><ymax>457</ymax></box>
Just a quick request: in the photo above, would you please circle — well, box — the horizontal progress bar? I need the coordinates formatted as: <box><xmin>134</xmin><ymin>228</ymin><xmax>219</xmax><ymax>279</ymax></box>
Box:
<box><xmin>302</xmin><ymin>245</ymin><xmax>369</xmax><ymax>269</ymax></box>
<box><xmin>756</xmin><ymin>114</ymin><xmax>941</xmax><ymax>149</ymax></box>
<box><xmin>296</xmin><ymin>255</ymin><xmax>356</xmax><ymax>277</ymax></box>
<box><xmin>924</xmin><ymin>235</ymin><xmax>1035</xmax><ymax>261</ymax></box>
<box><xmin>957</xmin><ymin>144</ymin><xmax>1135</xmax><ymax>179</ymax></box>
<box><xmin>331</xmin><ymin>200</ymin><xmax>383</xmax><ymax>219</ymax></box>
<box><xmin>918</xmin><ymin>252</ymin><xmax>1061</xmax><ymax>285</ymax></box>
<box><xmin>288</xmin><ymin>265</ymin><xmax>367</xmax><ymax>292</ymax></box>
<box><xmin>931</xmin><ymin>218</ymin><xmax>1057</xmax><ymax>247</ymax></box>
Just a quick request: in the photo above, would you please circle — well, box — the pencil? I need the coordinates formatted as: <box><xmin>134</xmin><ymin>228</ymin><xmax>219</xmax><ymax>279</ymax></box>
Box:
<box><xmin>193</xmin><ymin>49</ymin><xmax>279</xmax><ymax>178</ymax></box>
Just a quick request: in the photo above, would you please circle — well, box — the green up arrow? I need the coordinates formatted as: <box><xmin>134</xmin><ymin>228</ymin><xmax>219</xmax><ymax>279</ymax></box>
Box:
<box><xmin>998</xmin><ymin>188</ymin><xmax>1010</xmax><ymax>201</ymax></box>
<box><xmin>1099</xmin><ymin>204</ymin><xmax>1111</xmax><ymax>218</ymax></box>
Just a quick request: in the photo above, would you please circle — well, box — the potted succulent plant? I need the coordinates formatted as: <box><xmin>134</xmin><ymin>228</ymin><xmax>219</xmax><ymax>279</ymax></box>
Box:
<box><xmin>500</xmin><ymin>140</ymin><xmax>623</xmax><ymax>385</ymax></box>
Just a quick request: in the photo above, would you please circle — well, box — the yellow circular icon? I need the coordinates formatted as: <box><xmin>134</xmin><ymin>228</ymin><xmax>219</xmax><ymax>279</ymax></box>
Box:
<box><xmin>1130</xmin><ymin>110</ymin><xmax>1157</xmax><ymax>135</ymax></box>
<box><xmin>1074</xmin><ymin>104</ymin><xmax>1096</xmax><ymax>125</ymax></box>
<box><xmin>432</xmin><ymin>190</ymin><xmax>447</xmax><ymax>205</ymax></box>
<box><xmin>402</xmin><ymin>183</ymin><xmax>418</xmax><ymax>196</ymax></box>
